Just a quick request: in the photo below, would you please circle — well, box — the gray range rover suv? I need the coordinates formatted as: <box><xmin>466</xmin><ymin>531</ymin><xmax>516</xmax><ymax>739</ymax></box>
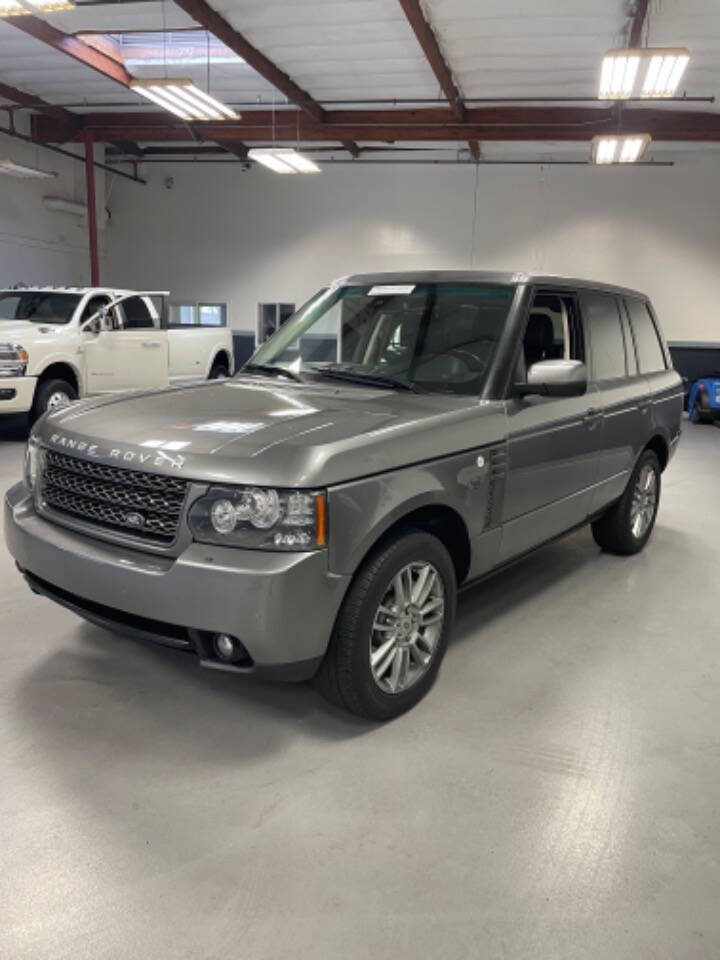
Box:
<box><xmin>5</xmin><ymin>272</ymin><xmax>683</xmax><ymax>720</ymax></box>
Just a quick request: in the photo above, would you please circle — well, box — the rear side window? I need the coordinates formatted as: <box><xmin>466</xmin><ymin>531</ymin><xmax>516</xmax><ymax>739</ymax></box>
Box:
<box><xmin>625</xmin><ymin>298</ymin><xmax>666</xmax><ymax>373</ymax></box>
<box><xmin>122</xmin><ymin>296</ymin><xmax>155</xmax><ymax>329</ymax></box>
<box><xmin>581</xmin><ymin>292</ymin><xmax>626</xmax><ymax>381</ymax></box>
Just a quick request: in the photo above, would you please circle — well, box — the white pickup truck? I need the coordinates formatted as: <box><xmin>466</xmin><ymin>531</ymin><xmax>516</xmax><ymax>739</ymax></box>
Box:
<box><xmin>0</xmin><ymin>287</ymin><xmax>234</xmax><ymax>420</ymax></box>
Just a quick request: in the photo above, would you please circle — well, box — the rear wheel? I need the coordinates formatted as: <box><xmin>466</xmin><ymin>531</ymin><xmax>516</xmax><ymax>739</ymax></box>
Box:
<box><xmin>30</xmin><ymin>377</ymin><xmax>77</xmax><ymax>423</ymax></box>
<box><xmin>209</xmin><ymin>359</ymin><xmax>229</xmax><ymax>379</ymax></box>
<box><xmin>315</xmin><ymin>529</ymin><xmax>456</xmax><ymax>721</ymax></box>
<box><xmin>591</xmin><ymin>449</ymin><xmax>661</xmax><ymax>555</ymax></box>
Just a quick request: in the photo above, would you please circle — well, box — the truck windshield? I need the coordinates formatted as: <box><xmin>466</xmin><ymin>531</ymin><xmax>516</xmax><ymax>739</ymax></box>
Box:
<box><xmin>248</xmin><ymin>282</ymin><xmax>516</xmax><ymax>395</ymax></box>
<box><xmin>0</xmin><ymin>291</ymin><xmax>81</xmax><ymax>325</ymax></box>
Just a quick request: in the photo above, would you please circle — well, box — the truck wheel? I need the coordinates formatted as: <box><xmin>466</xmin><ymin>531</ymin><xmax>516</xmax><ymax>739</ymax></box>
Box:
<box><xmin>209</xmin><ymin>359</ymin><xmax>229</xmax><ymax>379</ymax></box>
<box><xmin>591</xmin><ymin>449</ymin><xmax>661</xmax><ymax>555</ymax></box>
<box><xmin>315</xmin><ymin>529</ymin><xmax>456</xmax><ymax>721</ymax></box>
<box><xmin>31</xmin><ymin>378</ymin><xmax>77</xmax><ymax>423</ymax></box>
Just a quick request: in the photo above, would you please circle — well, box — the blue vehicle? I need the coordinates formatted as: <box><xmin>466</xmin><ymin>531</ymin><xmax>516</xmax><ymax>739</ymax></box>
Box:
<box><xmin>688</xmin><ymin>375</ymin><xmax>720</xmax><ymax>423</ymax></box>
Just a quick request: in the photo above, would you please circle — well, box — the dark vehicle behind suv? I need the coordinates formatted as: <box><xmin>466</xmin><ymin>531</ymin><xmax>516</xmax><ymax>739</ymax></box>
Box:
<box><xmin>5</xmin><ymin>272</ymin><xmax>683</xmax><ymax>719</ymax></box>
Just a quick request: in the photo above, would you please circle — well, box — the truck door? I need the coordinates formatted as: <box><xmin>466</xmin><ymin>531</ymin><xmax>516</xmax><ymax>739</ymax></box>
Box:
<box><xmin>83</xmin><ymin>295</ymin><xmax>169</xmax><ymax>394</ymax></box>
<box><xmin>499</xmin><ymin>289</ymin><xmax>604</xmax><ymax>562</ymax></box>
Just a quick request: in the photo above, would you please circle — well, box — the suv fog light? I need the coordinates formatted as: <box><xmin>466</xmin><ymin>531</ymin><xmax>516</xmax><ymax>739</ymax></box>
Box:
<box><xmin>213</xmin><ymin>633</ymin><xmax>246</xmax><ymax>663</ymax></box>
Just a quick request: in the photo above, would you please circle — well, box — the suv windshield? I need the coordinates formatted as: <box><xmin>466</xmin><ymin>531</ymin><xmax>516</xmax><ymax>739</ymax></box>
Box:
<box><xmin>248</xmin><ymin>282</ymin><xmax>516</xmax><ymax>395</ymax></box>
<box><xmin>0</xmin><ymin>291</ymin><xmax>81</xmax><ymax>325</ymax></box>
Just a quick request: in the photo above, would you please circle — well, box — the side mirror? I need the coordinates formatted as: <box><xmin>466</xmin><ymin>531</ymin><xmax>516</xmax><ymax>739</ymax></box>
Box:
<box><xmin>515</xmin><ymin>359</ymin><xmax>587</xmax><ymax>398</ymax></box>
<box><xmin>81</xmin><ymin>307</ymin><xmax>110</xmax><ymax>334</ymax></box>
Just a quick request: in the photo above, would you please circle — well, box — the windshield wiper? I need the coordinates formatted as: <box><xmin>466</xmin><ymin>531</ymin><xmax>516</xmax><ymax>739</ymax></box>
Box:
<box><xmin>242</xmin><ymin>363</ymin><xmax>303</xmax><ymax>382</ymax></box>
<box><xmin>312</xmin><ymin>366</ymin><xmax>419</xmax><ymax>393</ymax></box>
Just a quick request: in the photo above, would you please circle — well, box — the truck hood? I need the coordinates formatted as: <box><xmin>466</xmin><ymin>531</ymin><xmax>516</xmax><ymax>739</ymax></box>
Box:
<box><xmin>36</xmin><ymin>376</ymin><xmax>505</xmax><ymax>487</ymax></box>
<box><xmin>0</xmin><ymin>319</ymin><xmax>65</xmax><ymax>342</ymax></box>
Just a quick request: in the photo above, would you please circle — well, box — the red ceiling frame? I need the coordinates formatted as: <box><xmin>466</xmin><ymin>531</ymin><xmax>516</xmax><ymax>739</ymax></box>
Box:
<box><xmin>397</xmin><ymin>0</ymin><xmax>480</xmax><ymax>160</ymax></box>
<box><xmin>173</xmin><ymin>0</ymin><xmax>360</xmax><ymax>158</ymax></box>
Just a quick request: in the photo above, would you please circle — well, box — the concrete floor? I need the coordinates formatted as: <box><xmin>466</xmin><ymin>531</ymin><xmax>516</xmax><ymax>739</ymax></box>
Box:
<box><xmin>1</xmin><ymin>416</ymin><xmax>719</xmax><ymax>960</ymax></box>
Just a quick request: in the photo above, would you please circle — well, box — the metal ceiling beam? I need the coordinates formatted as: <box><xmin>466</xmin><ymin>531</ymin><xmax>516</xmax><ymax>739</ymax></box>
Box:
<box><xmin>397</xmin><ymin>0</ymin><xmax>465</xmax><ymax>122</ymax></box>
<box><xmin>173</xmin><ymin>0</ymin><xmax>359</xmax><ymax>158</ymax></box>
<box><xmin>629</xmin><ymin>0</ymin><xmax>650</xmax><ymax>47</ymax></box>
<box><xmin>397</xmin><ymin>0</ymin><xmax>482</xmax><ymax>160</ymax></box>
<box><xmin>0</xmin><ymin>80</ymin><xmax>75</xmax><ymax>121</ymax></box>
<box><xmin>32</xmin><ymin>105</ymin><xmax>720</xmax><ymax>144</ymax></box>
<box><xmin>8</xmin><ymin>14</ymin><xmax>132</xmax><ymax>87</ymax></box>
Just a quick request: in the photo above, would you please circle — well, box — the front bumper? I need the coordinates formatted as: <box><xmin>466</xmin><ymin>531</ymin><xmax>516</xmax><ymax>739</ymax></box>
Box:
<box><xmin>0</xmin><ymin>376</ymin><xmax>36</xmax><ymax>414</ymax></box>
<box><xmin>4</xmin><ymin>483</ymin><xmax>351</xmax><ymax>680</ymax></box>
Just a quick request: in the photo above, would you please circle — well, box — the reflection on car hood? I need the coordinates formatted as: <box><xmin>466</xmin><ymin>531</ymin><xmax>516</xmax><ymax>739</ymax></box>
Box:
<box><xmin>36</xmin><ymin>376</ymin><xmax>504</xmax><ymax>487</ymax></box>
<box><xmin>0</xmin><ymin>319</ymin><xmax>64</xmax><ymax>341</ymax></box>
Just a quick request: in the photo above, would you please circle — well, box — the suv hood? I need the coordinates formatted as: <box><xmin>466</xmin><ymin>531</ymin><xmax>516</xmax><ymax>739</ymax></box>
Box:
<box><xmin>36</xmin><ymin>376</ymin><xmax>504</xmax><ymax>487</ymax></box>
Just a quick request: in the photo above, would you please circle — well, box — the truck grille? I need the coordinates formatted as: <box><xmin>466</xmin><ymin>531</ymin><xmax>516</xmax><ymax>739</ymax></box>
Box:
<box><xmin>39</xmin><ymin>449</ymin><xmax>189</xmax><ymax>544</ymax></box>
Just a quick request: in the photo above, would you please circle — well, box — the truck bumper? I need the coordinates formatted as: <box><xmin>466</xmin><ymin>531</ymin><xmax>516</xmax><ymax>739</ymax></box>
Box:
<box><xmin>4</xmin><ymin>483</ymin><xmax>351</xmax><ymax>681</ymax></box>
<box><xmin>0</xmin><ymin>377</ymin><xmax>36</xmax><ymax>414</ymax></box>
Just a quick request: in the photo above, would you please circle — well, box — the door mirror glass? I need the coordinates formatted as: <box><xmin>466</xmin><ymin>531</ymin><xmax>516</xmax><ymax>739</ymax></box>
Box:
<box><xmin>516</xmin><ymin>359</ymin><xmax>587</xmax><ymax>397</ymax></box>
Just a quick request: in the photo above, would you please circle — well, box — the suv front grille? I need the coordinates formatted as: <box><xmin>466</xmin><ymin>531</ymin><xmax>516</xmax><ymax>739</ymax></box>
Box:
<box><xmin>39</xmin><ymin>449</ymin><xmax>189</xmax><ymax>544</ymax></box>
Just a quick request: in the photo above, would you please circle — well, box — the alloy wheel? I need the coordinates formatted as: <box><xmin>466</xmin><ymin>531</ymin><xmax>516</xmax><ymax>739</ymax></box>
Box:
<box><xmin>369</xmin><ymin>561</ymin><xmax>445</xmax><ymax>694</ymax></box>
<box><xmin>630</xmin><ymin>463</ymin><xmax>658</xmax><ymax>539</ymax></box>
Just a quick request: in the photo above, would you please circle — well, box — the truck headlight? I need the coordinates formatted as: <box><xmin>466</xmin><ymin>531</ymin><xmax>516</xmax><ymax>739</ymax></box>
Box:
<box><xmin>188</xmin><ymin>486</ymin><xmax>327</xmax><ymax>551</ymax></box>
<box><xmin>0</xmin><ymin>343</ymin><xmax>28</xmax><ymax>378</ymax></box>
<box><xmin>24</xmin><ymin>435</ymin><xmax>42</xmax><ymax>491</ymax></box>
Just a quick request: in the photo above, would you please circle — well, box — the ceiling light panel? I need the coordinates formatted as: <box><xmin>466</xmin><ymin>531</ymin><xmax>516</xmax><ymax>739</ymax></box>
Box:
<box><xmin>130</xmin><ymin>78</ymin><xmax>238</xmax><ymax>122</ymax></box>
<box><xmin>248</xmin><ymin>149</ymin><xmax>321</xmax><ymax>174</ymax></box>
<box><xmin>590</xmin><ymin>134</ymin><xmax>650</xmax><ymax>165</ymax></box>
<box><xmin>0</xmin><ymin>159</ymin><xmax>57</xmax><ymax>179</ymax></box>
<box><xmin>0</xmin><ymin>0</ymin><xmax>26</xmax><ymax>14</ymax></box>
<box><xmin>599</xmin><ymin>48</ymin><xmax>690</xmax><ymax>100</ymax></box>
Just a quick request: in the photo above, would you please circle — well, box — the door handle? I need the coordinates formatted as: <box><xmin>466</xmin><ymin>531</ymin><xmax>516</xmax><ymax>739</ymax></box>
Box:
<box><xmin>142</xmin><ymin>341</ymin><xmax>161</xmax><ymax>348</ymax></box>
<box><xmin>583</xmin><ymin>407</ymin><xmax>602</xmax><ymax>429</ymax></box>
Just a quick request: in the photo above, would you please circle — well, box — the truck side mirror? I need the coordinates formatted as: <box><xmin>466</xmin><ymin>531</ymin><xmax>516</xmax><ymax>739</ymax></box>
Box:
<box><xmin>515</xmin><ymin>359</ymin><xmax>588</xmax><ymax>398</ymax></box>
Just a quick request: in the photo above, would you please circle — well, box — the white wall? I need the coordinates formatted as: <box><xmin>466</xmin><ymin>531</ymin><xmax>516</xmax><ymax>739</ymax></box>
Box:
<box><xmin>0</xmin><ymin>117</ymin><xmax>104</xmax><ymax>288</ymax></box>
<box><xmin>102</xmin><ymin>153</ymin><xmax>720</xmax><ymax>342</ymax></box>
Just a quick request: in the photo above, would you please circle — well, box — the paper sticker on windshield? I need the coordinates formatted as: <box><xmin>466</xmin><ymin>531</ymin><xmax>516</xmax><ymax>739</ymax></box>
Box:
<box><xmin>368</xmin><ymin>284</ymin><xmax>415</xmax><ymax>296</ymax></box>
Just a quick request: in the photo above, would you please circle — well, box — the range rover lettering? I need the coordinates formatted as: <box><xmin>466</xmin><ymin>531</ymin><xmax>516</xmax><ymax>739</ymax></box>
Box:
<box><xmin>4</xmin><ymin>272</ymin><xmax>683</xmax><ymax>720</ymax></box>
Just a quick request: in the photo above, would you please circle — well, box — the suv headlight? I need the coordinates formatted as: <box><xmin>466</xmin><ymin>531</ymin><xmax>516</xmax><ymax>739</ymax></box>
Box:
<box><xmin>188</xmin><ymin>486</ymin><xmax>327</xmax><ymax>551</ymax></box>
<box><xmin>24</xmin><ymin>435</ymin><xmax>43</xmax><ymax>491</ymax></box>
<box><xmin>0</xmin><ymin>343</ymin><xmax>29</xmax><ymax>378</ymax></box>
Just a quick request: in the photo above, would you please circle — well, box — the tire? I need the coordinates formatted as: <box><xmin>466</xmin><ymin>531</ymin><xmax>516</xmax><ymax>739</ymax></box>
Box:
<box><xmin>30</xmin><ymin>377</ymin><xmax>77</xmax><ymax>423</ymax></box>
<box><xmin>591</xmin><ymin>449</ymin><xmax>661</xmax><ymax>555</ymax></box>
<box><xmin>209</xmin><ymin>359</ymin><xmax>229</xmax><ymax>380</ymax></box>
<box><xmin>692</xmin><ymin>397</ymin><xmax>711</xmax><ymax>424</ymax></box>
<box><xmin>315</xmin><ymin>529</ymin><xmax>456</xmax><ymax>721</ymax></box>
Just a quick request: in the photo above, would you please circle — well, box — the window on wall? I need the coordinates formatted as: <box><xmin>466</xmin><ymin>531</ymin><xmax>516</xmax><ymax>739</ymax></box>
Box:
<box><xmin>169</xmin><ymin>302</ymin><xmax>228</xmax><ymax>328</ymax></box>
<box><xmin>257</xmin><ymin>302</ymin><xmax>296</xmax><ymax>344</ymax></box>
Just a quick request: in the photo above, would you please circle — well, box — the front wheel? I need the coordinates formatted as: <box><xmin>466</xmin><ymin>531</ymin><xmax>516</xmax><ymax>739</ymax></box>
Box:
<box><xmin>315</xmin><ymin>530</ymin><xmax>456</xmax><ymax>721</ymax></box>
<box><xmin>30</xmin><ymin>378</ymin><xmax>77</xmax><ymax>423</ymax></box>
<box><xmin>591</xmin><ymin>449</ymin><xmax>661</xmax><ymax>555</ymax></box>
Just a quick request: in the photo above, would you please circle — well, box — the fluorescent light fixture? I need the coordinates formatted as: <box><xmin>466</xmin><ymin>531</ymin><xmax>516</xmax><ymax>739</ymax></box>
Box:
<box><xmin>0</xmin><ymin>159</ymin><xmax>57</xmax><ymax>179</ymax></box>
<box><xmin>641</xmin><ymin>49</ymin><xmax>690</xmax><ymax>98</ymax></box>
<box><xmin>130</xmin><ymin>78</ymin><xmax>238</xmax><ymax>121</ymax></box>
<box><xmin>25</xmin><ymin>0</ymin><xmax>76</xmax><ymax>9</ymax></box>
<box><xmin>248</xmin><ymin>148</ymin><xmax>321</xmax><ymax>174</ymax></box>
<box><xmin>0</xmin><ymin>0</ymin><xmax>26</xmax><ymax>14</ymax></box>
<box><xmin>599</xmin><ymin>52</ymin><xmax>640</xmax><ymax>99</ymax></box>
<box><xmin>590</xmin><ymin>134</ymin><xmax>650</xmax><ymax>165</ymax></box>
<box><xmin>599</xmin><ymin>48</ymin><xmax>690</xmax><ymax>99</ymax></box>
<box><xmin>0</xmin><ymin>0</ymin><xmax>74</xmax><ymax>10</ymax></box>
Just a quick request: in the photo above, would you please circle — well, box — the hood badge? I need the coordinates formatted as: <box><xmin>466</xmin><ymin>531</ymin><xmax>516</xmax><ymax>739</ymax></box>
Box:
<box><xmin>124</xmin><ymin>511</ymin><xmax>146</xmax><ymax>528</ymax></box>
<box><xmin>48</xmin><ymin>432</ymin><xmax>186</xmax><ymax>470</ymax></box>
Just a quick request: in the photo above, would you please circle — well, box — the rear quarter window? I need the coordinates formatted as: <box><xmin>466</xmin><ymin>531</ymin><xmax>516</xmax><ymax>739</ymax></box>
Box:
<box><xmin>625</xmin><ymin>298</ymin><xmax>666</xmax><ymax>373</ymax></box>
<box><xmin>581</xmin><ymin>291</ymin><xmax>627</xmax><ymax>381</ymax></box>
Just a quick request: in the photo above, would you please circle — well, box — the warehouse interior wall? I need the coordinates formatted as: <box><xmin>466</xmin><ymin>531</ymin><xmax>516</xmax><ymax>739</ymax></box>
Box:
<box><xmin>0</xmin><ymin>118</ymin><xmax>105</xmax><ymax>289</ymax></box>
